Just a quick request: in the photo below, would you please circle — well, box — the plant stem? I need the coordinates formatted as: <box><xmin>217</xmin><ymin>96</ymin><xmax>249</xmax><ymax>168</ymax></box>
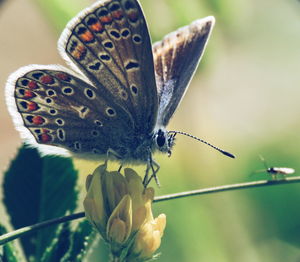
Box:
<box><xmin>1</xmin><ymin>176</ymin><xmax>300</xmax><ymax>245</ymax></box>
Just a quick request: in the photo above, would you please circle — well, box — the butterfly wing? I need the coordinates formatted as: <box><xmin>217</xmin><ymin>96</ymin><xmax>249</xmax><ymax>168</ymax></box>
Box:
<box><xmin>6</xmin><ymin>65</ymin><xmax>137</xmax><ymax>157</ymax></box>
<box><xmin>153</xmin><ymin>17</ymin><xmax>215</xmax><ymax>126</ymax></box>
<box><xmin>58</xmin><ymin>0</ymin><xmax>158</xmax><ymax>134</ymax></box>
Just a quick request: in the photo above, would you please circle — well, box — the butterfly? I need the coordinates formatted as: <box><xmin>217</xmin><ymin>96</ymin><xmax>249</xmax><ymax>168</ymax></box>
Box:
<box><xmin>5</xmin><ymin>0</ymin><xmax>233</xmax><ymax>185</ymax></box>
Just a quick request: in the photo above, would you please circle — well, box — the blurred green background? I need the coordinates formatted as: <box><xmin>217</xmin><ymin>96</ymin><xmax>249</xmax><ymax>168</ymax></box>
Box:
<box><xmin>1</xmin><ymin>0</ymin><xmax>300</xmax><ymax>261</ymax></box>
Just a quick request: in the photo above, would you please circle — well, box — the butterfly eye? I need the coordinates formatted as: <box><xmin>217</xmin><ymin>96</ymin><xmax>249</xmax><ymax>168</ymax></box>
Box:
<box><xmin>156</xmin><ymin>130</ymin><xmax>166</xmax><ymax>148</ymax></box>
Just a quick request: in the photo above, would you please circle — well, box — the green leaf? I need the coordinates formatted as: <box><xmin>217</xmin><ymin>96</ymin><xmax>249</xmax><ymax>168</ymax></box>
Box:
<box><xmin>0</xmin><ymin>225</ymin><xmax>21</xmax><ymax>262</ymax></box>
<box><xmin>61</xmin><ymin>220</ymin><xmax>96</xmax><ymax>262</ymax></box>
<box><xmin>3</xmin><ymin>145</ymin><xmax>78</xmax><ymax>260</ymax></box>
<box><xmin>41</xmin><ymin>223</ymin><xmax>71</xmax><ymax>262</ymax></box>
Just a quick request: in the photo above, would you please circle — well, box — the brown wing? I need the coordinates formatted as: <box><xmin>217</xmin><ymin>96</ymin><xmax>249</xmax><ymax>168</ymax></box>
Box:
<box><xmin>153</xmin><ymin>17</ymin><xmax>215</xmax><ymax>126</ymax></box>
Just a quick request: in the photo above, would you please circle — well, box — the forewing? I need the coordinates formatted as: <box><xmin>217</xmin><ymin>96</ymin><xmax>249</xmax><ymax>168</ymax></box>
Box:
<box><xmin>58</xmin><ymin>0</ymin><xmax>158</xmax><ymax>134</ymax></box>
<box><xmin>6</xmin><ymin>65</ymin><xmax>135</xmax><ymax>157</ymax></box>
<box><xmin>153</xmin><ymin>17</ymin><xmax>215</xmax><ymax>126</ymax></box>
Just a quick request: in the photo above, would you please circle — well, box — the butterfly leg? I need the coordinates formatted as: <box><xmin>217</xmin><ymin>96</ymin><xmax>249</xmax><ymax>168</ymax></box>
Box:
<box><xmin>118</xmin><ymin>164</ymin><xmax>123</xmax><ymax>172</ymax></box>
<box><xmin>143</xmin><ymin>154</ymin><xmax>160</xmax><ymax>187</ymax></box>
<box><xmin>105</xmin><ymin>148</ymin><xmax>122</xmax><ymax>166</ymax></box>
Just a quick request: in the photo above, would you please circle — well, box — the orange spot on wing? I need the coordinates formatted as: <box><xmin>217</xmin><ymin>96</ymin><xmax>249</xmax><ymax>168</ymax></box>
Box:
<box><xmin>24</xmin><ymin>90</ymin><xmax>35</xmax><ymax>98</ymax></box>
<box><xmin>41</xmin><ymin>75</ymin><xmax>54</xmax><ymax>84</ymax></box>
<box><xmin>90</xmin><ymin>21</ymin><xmax>104</xmax><ymax>33</ymax></box>
<box><xmin>128</xmin><ymin>11</ymin><xmax>138</xmax><ymax>22</ymax></box>
<box><xmin>28</xmin><ymin>102</ymin><xmax>39</xmax><ymax>111</ymax></box>
<box><xmin>100</xmin><ymin>15</ymin><xmax>112</xmax><ymax>24</ymax></box>
<box><xmin>39</xmin><ymin>133</ymin><xmax>52</xmax><ymax>143</ymax></box>
<box><xmin>28</xmin><ymin>80</ymin><xmax>38</xmax><ymax>89</ymax></box>
<box><xmin>112</xmin><ymin>10</ymin><xmax>123</xmax><ymax>19</ymax></box>
<box><xmin>55</xmin><ymin>73</ymin><xmax>70</xmax><ymax>81</ymax></box>
<box><xmin>79</xmin><ymin>31</ymin><xmax>94</xmax><ymax>42</ymax></box>
<box><xmin>32</xmin><ymin>115</ymin><xmax>45</xmax><ymax>125</ymax></box>
<box><xmin>72</xmin><ymin>45</ymin><xmax>86</xmax><ymax>60</ymax></box>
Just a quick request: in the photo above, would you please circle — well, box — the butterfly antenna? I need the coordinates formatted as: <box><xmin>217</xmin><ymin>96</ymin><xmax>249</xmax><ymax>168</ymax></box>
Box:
<box><xmin>168</xmin><ymin>131</ymin><xmax>235</xmax><ymax>159</ymax></box>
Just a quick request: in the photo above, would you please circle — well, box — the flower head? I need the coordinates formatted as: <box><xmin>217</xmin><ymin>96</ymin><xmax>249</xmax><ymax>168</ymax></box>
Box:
<box><xmin>83</xmin><ymin>164</ymin><xmax>166</xmax><ymax>261</ymax></box>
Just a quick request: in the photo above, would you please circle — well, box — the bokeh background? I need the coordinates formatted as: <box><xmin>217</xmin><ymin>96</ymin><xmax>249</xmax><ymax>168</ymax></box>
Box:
<box><xmin>1</xmin><ymin>0</ymin><xmax>300</xmax><ymax>261</ymax></box>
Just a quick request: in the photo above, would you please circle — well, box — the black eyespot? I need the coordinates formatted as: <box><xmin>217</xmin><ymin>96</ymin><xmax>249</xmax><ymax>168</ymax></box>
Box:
<box><xmin>100</xmin><ymin>54</ymin><xmax>111</xmax><ymax>61</ymax></box>
<box><xmin>18</xmin><ymin>89</ymin><xmax>25</xmax><ymax>95</ymax></box>
<box><xmin>21</xmin><ymin>79</ymin><xmax>29</xmax><ymax>86</ymax></box>
<box><xmin>125</xmin><ymin>61</ymin><xmax>139</xmax><ymax>70</ymax></box>
<box><xmin>20</xmin><ymin>101</ymin><xmax>28</xmax><ymax>109</ymax></box>
<box><xmin>62</xmin><ymin>87</ymin><xmax>73</xmax><ymax>94</ymax></box>
<box><xmin>26</xmin><ymin>115</ymin><xmax>34</xmax><ymax>123</ymax></box>
<box><xmin>45</xmin><ymin>98</ymin><xmax>52</xmax><ymax>104</ymax></box>
<box><xmin>121</xmin><ymin>29</ymin><xmax>130</xmax><ymax>37</ymax></box>
<box><xmin>109</xmin><ymin>30</ymin><xmax>121</xmax><ymax>39</ymax></box>
<box><xmin>98</xmin><ymin>9</ymin><xmax>108</xmax><ymax>17</ymax></box>
<box><xmin>47</xmin><ymin>90</ymin><xmax>55</xmax><ymax>96</ymax></box>
<box><xmin>32</xmin><ymin>72</ymin><xmax>43</xmax><ymax>79</ymax></box>
<box><xmin>104</xmin><ymin>41</ymin><xmax>113</xmax><ymax>49</ymax></box>
<box><xmin>110</xmin><ymin>3</ymin><xmax>120</xmax><ymax>11</ymax></box>
<box><xmin>95</xmin><ymin>120</ymin><xmax>103</xmax><ymax>126</ymax></box>
<box><xmin>133</xmin><ymin>35</ymin><xmax>142</xmax><ymax>43</ymax></box>
<box><xmin>77</xmin><ymin>27</ymin><xmax>87</xmax><ymax>34</ymax></box>
<box><xmin>49</xmin><ymin>109</ymin><xmax>57</xmax><ymax>115</ymax></box>
<box><xmin>89</xmin><ymin>62</ymin><xmax>101</xmax><ymax>70</ymax></box>
<box><xmin>131</xmin><ymin>85</ymin><xmax>138</xmax><ymax>94</ymax></box>
<box><xmin>87</xmin><ymin>17</ymin><xmax>97</xmax><ymax>25</ymax></box>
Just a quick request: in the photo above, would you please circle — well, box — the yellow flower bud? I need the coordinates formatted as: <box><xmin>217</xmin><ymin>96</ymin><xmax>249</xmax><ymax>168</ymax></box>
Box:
<box><xmin>107</xmin><ymin>194</ymin><xmax>132</xmax><ymax>244</ymax></box>
<box><xmin>131</xmin><ymin>214</ymin><xmax>166</xmax><ymax>260</ymax></box>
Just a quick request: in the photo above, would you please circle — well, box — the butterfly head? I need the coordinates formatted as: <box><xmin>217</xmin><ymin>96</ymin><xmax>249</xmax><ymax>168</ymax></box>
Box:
<box><xmin>153</xmin><ymin>129</ymin><xmax>176</xmax><ymax>157</ymax></box>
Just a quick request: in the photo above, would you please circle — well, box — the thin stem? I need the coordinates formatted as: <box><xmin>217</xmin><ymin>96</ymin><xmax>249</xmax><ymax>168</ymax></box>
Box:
<box><xmin>1</xmin><ymin>176</ymin><xmax>300</xmax><ymax>245</ymax></box>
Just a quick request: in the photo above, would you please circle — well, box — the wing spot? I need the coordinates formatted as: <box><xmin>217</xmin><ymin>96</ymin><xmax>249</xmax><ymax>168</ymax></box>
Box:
<box><xmin>74</xmin><ymin>141</ymin><xmax>81</xmax><ymax>151</ymax></box>
<box><xmin>32</xmin><ymin>115</ymin><xmax>45</xmax><ymax>125</ymax></box>
<box><xmin>55</xmin><ymin>73</ymin><xmax>71</xmax><ymax>82</ymax></box>
<box><xmin>84</xmin><ymin>88</ymin><xmax>96</xmax><ymax>99</ymax></box>
<box><xmin>32</xmin><ymin>72</ymin><xmax>43</xmax><ymax>80</ymax></box>
<box><xmin>45</xmin><ymin>98</ymin><xmax>53</xmax><ymax>104</ymax></box>
<box><xmin>49</xmin><ymin>109</ymin><xmax>57</xmax><ymax>115</ymax></box>
<box><xmin>38</xmin><ymin>133</ymin><xmax>52</xmax><ymax>143</ymax></box>
<box><xmin>106</xmin><ymin>107</ymin><xmax>116</xmax><ymax>117</ymax></box>
<box><xmin>21</xmin><ymin>79</ymin><xmax>29</xmax><ymax>86</ymax></box>
<box><xmin>103</xmin><ymin>41</ymin><xmax>114</xmax><ymax>49</ymax></box>
<box><xmin>57</xmin><ymin>128</ymin><xmax>66</xmax><ymax>141</ymax></box>
<box><xmin>56</xmin><ymin>118</ymin><xmax>65</xmax><ymax>126</ymax></box>
<box><xmin>121</xmin><ymin>28</ymin><xmax>130</xmax><ymax>38</ymax></box>
<box><xmin>79</xmin><ymin>106</ymin><xmax>90</xmax><ymax>118</ymax></box>
<box><xmin>109</xmin><ymin>3</ymin><xmax>120</xmax><ymax>11</ymax></box>
<box><xmin>28</xmin><ymin>80</ymin><xmax>38</xmax><ymax>89</ymax></box>
<box><xmin>132</xmin><ymin>34</ymin><xmax>142</xmax><ymax>44</ymax></box>
<box><xmin>92</xmin><ymin>130</ymin><xmax>100</xmax><ymax>137</ymax></box>
<box><xmin>46</xmin><ymin>89</ymin><xmax>56</xmax><ymax>96</ymax></box>
<box><xmin>89</xmin><ymin>62</ymin><xmax>101</xmax><ymax>71</ymax></box>
<box><xmin>94</xmin><ymin>120</ymin><xmax>103</xmax><ymax>126</ymax></box>
<box><xmin>121</xmin><ymin>90</ymin><xmax>128</xmax><ymax>99</ymax></box>
<box><xmin>109</xmin><ymin>30</ymin><xmax>121</xmax><ymax>39</ymax></box>
<box><xmin>41</xmin><ymin>75</ymin><xmax>54</xmax><ymax>85</ymax></box>
<box><xmin>62</xmin><ymin>86</ymin><xmax>74</xmax><ymax>95</ymax></box>
<box><xmin>99</xmin><ymin>53</ymin><xmax>111</xmax><ymax>61</ymax></box>
<box><xmin>131</xmin><ymin>85</ymin><xmax>138</xmax><ymax>95</ymax></box>
<box><xmin>86</xmin><ymin>16</ymin><xmax>104</xmax><ymax>33</ymax></box>
<box><xmin>125</xmin><ymin>61</ymin><xmax>139</xmax><ymax>70</ymax></box>
<box><xmin>78</xmin><ymin>27</ymin><xmax>95</xmax><ymax>43</ymax></box>
<box><xmin>128</xmin><ymin>11</ymin><xmax>139</xmax><ymax>23</ymax></box>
